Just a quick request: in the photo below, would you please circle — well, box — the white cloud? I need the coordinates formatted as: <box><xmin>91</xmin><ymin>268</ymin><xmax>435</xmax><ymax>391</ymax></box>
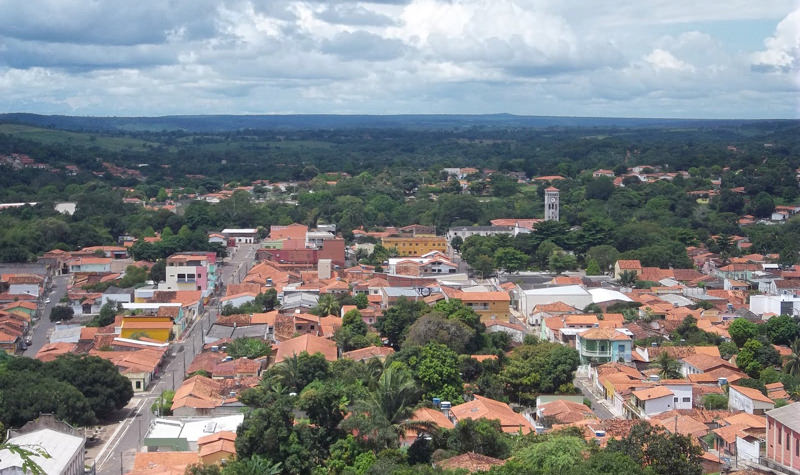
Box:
<box><xmin>644</xmin><ymin>49</ymin><xmax>696</xmax><ymax>72</ymax></box>
<box><xmin>751</xmin><ymin>7</ymin><xmax>800</xmax><ymax>73</ymax></box>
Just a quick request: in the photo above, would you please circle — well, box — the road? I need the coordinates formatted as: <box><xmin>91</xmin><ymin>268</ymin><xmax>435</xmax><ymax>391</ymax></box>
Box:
<box><xmin>574</xmin><ymin>377</ymin><xmax>617</xmax><ymax>420</ymax></box>
<box><xmin>23</xmin><ymin>274</ymin><xmax>69</xmax><ymax>357</ymax></box>
<box><xmin>95</xmin><ymin>243</ymin><xmax>257</xmax><ymax>475</ymax></box>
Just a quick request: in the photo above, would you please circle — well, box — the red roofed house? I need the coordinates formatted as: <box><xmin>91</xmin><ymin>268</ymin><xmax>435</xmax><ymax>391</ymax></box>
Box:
<box><xmin>614</xmin><ymin>260</ymin><xmax>642</xmax><ymax>280</ymax></box>
<box><xmin>629</xmin><ymin>386</ymin><xmax>675</xmax><ymax>419</ymax></box>
<box><xmin>274</xmin><ymin>334</ymin><xmax>338</xmax><ymax>363</ymax></box>
<box><xmin>450</xmin><ymin>395</ymin><xmax>533</xmax><ymax>434</ymax></box>
<box><xmin>729</xmin><ymin>385</ymin><xmax>775</xmax><ymax>415</ymax></box>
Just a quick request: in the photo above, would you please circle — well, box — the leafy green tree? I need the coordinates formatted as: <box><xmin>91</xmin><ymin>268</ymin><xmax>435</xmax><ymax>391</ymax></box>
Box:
<box><xmin>493</xmin><ymin>247</ymin><xmax>529</xmax><ymax>273</ymax></box>
<box><xmin>586</xmin><ymin>245</ymin><xmax>620</xmax><ymax>272</ymax></box>
<box><xmin>498</xmin><ymin>435</ymin><xmax>586</xmax><ymax>474</ymax></box>
<box><xmin>585</xmin><ymin>258</ymin><xmax>602</xmax><ymax>276</ymax></box>
<box><xmin>729</xmin><ymin>318</ymin><xmax>758</xmax><ymax>347</ymax></box>
<box><xmin>450</xmin><ymin>235</ymin><xmax>463</xmax><ymax>252</ymax></box>
<box><xmin>585</xmin><ymin>177</ymin><xmax>615</xmax><ymax>201</ymax></box>
<box><xmin>445</xmin><ymin>417</ymin><xmax>510</xmax><ymax>459</ymax></box>
<box><xmin>151</xmin><ymin>390</ymin><xmax>175</xmax><ymax>416</ymax></box>
<box><xmin>266</xmin><ymin>352</ymin><xmax>330</xmax><ymax>393</ymax></box>
<box><xmin>548</xmin><ymin>251</ymin><xmax>578</xmax><ymax>274</ymax></box>
<box><xmin>500</xmin><ymin>341</ymin><xmax>579</xmax><ymax>405</ymax></box>
<box><xmin>236</xmin><ymin>397</ymin><xmax>294</xmax><ymax>461</ymax></box>
<box><xmin>226</xmin><ymin>338</ymin><xmax>271</xmax><ymax>359</ymax></box>
<box><xmin>581</xmin><ymin>450</ymin><xmax>646</xmax><ymax>475</ymax></box>
<box><xmin>406</xmin><ymin>343</ymin><xmax>464</xmax><ymax>402</ymax></box>
<box><xmin>313</xmin><ymin>294</ymin><xmax>341</xmax><ymax>317</ymax></box>
<box><xmin>766</xmin><ymin>315</ymin><xmax>800</xmax><ymax>345</ymax></box>
<box><xmin>44</xmin><ymin>354</ymin><xmax>134</xmax><ymax>419</ymax></box>
<box><xmin>375</xmin><ymin>298</ymin><xmax>426</xmax><ymax>350</ymax></box>
<box><xmin>149</xmin><ymin>259</ymin><xmax>166</xmax><ymax>283</ymax></box>
<box><xmin>116</xmin><ymin>264</ymin><xmax>148</xmax><ymax>288</ymax></box>
<box><xmin>298</xmin><ymin>380</ymin><xmax>348</xmax><ymax>432</ymax></box>
<box><xmin>607</xmin><ymin>422</ymin><xmax>702</xmax><ymax>475</ymax></box>
<box><xmin>49</xmin><ymin>305</ymin><xmax>74</xmax><ymax>322</ymax></box>
<box><xmin>472</xmin><ymin>254</ymin><xmax>495</xmax><ymax>278</ymax></box>
<box><xmin>0</xmin><ymin>441</ymin><xmax>49</xmax><ymax>475</ymax></box>
<box><xmin>403</xmin><ymin>315</ymin><xmax>475</xmax><ymax>355</ymax></box>
<box><xmin>353</xmin><ymin>293</ymin><xmax>369</xmax><ymax>309</ymax></box>
<box><xmin>702</xmin><ymin>393</ymin><xmax>728</xmax><ymax>409</ymax></box>
<box><xmin>719</xmin><ymin>341</ymin><xmax>739</xmax><ymax>359</ymax></box>
<box><xmin>534</xmin><ymin>240</ymin><xmax>560</xmax><ymax>269</ymax></box>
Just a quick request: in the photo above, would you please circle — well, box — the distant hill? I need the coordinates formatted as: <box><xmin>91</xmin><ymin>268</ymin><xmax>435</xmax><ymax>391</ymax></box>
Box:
<box><xmin>0</xmin><ymin>113</ymin><xmax>772</xmax><ymax>133</ymax></box>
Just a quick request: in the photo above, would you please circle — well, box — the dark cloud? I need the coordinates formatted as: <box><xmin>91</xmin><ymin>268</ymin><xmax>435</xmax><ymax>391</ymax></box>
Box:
<box><xmin>0</xmin><ymin>1</ymin><xmax>218</xmax><ymax>45</ymax></box>
<box><xmin>0</xmin><ymin>38</ymin><xmax>178</xmax><ymax>70</ymax></box>
<box><xmin>321</xmin><ymin>31</ymin><xmax>407</xmax><ymax>61</ymax></box>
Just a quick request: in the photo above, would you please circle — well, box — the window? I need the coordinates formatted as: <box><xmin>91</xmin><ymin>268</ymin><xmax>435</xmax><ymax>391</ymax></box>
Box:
<box><xmin>135</xmin><ymin>381</ymin><xmax>141</xmax><ymax>389</ymax></box>
<box><xmin>682</xmin><ymin>397</ymin><xmax>690</xmax><ymax>403</ymax></box>
<box><xmin>787</xmin><ymin>432</ymin><xmax>790</xmax><ymax>447</ymax></box>
<box><xmin>796</xmin><ymin>438</ymin><xmax>799</xmax><ymax>457</ymax></box>
<box><xmin>674</xmin><ymin>397</ymin><xmax>678</xmax><ymax>403</ymax></box>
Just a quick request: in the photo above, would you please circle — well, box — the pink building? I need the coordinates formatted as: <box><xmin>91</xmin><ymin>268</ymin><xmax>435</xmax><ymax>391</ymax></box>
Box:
<box><xmin>766</xmin><ymin>402</ymin><xmax>800</xmax><ymax>471</ymax></box>
<box><xmin>163</xmin><ymin>252</ymin><xmax>217</xmax><ymax>292</ymax></box>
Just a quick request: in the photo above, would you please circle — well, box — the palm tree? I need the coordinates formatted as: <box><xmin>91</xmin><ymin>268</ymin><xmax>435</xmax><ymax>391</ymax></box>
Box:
<box><xmin>223</xmin><ymin>456</ymin><xmax>281</xmax><ymax>475</ymax></box>
<box><xmin>340</xmin><ymin>366</ymin><xmax>432</xmax><ymax>450</ymax></box>
<box><xmin>783</xmin><ymin>338</ymin><xmax>800</xmax><ymax>377</ymax></box>
<box><xmin>649</xmin><ymin>351</ymin><xmax>681</xmax><ymax>379</ymax></box>
<box><xmin>314</xmin><ymin>294</ymin><xmax>341</xmax><ymax>317</ymax></box>
<box><xmin>269</xmin><ymin>354</ymin><xmax>301</xmax><ymax>392</ymax></box>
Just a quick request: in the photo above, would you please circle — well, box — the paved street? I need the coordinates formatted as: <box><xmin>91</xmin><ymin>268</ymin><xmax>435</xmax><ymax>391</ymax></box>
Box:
<box><xmin>22</xmin><ymin>274</ymin><xmax>69</xmax><ymax>357</ymax></box>
<box><xmin>574</xmin><ymin>377</ymin><xmax>617</xmax><ymax>420</ymax></box>
<box><xmin>95</xmin><ymin>244</ymin><xmax>256</xmax><ymax>475</ymax></box>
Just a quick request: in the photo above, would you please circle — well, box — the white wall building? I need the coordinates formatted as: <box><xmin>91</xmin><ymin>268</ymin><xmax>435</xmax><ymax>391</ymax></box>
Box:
<box><xmin>518</xmin><ymin>285</ymin><xmax>593</xmax><ymax>318</ymax></box>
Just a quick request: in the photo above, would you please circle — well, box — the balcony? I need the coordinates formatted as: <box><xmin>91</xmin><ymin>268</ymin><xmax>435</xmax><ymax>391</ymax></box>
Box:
<box><xmin>580</xmin><ymin>348</ymin><xmax>612</xmax><ymax>358</ymax></box>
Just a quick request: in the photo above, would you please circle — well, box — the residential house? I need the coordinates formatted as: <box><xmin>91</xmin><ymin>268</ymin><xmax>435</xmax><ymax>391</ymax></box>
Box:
<box><xmin>68</xmin><ymin>256</ymin><xmax>112</xmax><ymax>273</ymax></box>
<box><xmin>450</xmin><ymin>395</ymin><xmax>534</xmax><ymax>434</ymax></box>
<box><xmin>161</xmin><ymin>252</ymin><xmax>217</xmax><ymax>293</ymax></box>
<box><xmin>680</xmin><ymin>354</ymin><xmax>738</xmax><ymax>377</ymax></box>
<box><xmin>576</xmin><ymin>328</ymin><xmax>632</xmax><ymax>365</ymax></box>
<box><xmin>729</xmin><ymin>385</ymin><xmax>776</xmax><ymax>415</ymax></box>
<box><xmin>274</xmin><ymin>334</ymin><xmax>338</xmax><ymax>363</ymax></box>
<box><xmin>441</xmin><ymin>287</ymin><xmax>511</xmax><ymax>323</ymax></box>
<box><xmin>629</xmin><ymin>386</ymin><xmax>675</xmax><ymax>419</ymax></box>
<box><xmin>171</xmin><ymin>375</ymin><xmax>249</xmax><ymax>417</ymax></box>
<box><xmin>197</xmin><ymin>431</ymin><xmax>237</xmax><ymax>466</ymax></box>
<box><xmin>614</xmin><ymin>260</ymin><xmax>642</xmax><ymax>280</ymax></box>
<box><xmin>220</xmin><ymin>228</ymin><xmax>258</xmax><ymax>245</ymax></box>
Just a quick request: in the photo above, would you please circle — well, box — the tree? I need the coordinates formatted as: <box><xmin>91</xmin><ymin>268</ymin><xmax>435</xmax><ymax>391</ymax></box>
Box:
<box><xmin>719</xmin><ymin>341</ymin><xmax>739</xmax><ymax>359</ymax></box>
<box><xmin>736</xmin><ymin>339</ymin><xmax>763</xmax><ymax>377</ymax></box>
<box><xmin>607</xmin><ymin>422</ymin><xmax>702</xmax><ymax>475</ymax></box>
<box><xmin>472</xmin><ymin>254</ymin><xmax>495</xmax><ymax>278</ymax></box>
<box><xmin>585</xmin><ymin>258</ymin><xmax>602</xmax><ymax>276</ymax></box>
<box><xmin>582</xmin><ymin>450</ymin><xmax>646</xmax><ymax>475</ymax></box>
<box><xmin>151</xmin><ymin>390</ymin><xmax>175</xmax><ymax>416</ymax></box>
<box><xmin>585</xmin><ymin>177</ymin><xmax>615</xmax><ymax>201</ymax></box>
<box><xmin>116</xmin><ymin>264</ymin><xmax>148</xmax><ymax>288</ymax></box>
<box><xmin>375</xmin><ymin>298</ymin><xmax>425</xmax><ymax>350</ymax></box>
<box><xmin>353</xmin><ymin>293</ymin><xmax>369</xmax><ymax>309</ymax></box>
<box><xmin>445</xmin><ymin>417</ymin><xmax>510</xmax><ymax>459</ymax></box>
<box><xmin>222</xmin><ymin>456</ymin><xmax>282</xmax><ymax>475</ymax></box>
<box><xmin>702</xmin><ymin>393</ymin><xmax>728</xmax><ymax>409</ymax></box>
<box><xmin>618</xmin><ymin>270</ymin><xmax>638</xmax><ymax>287</ymax></box>
<box><xmin>226</xmin><ymin>338</ymin><xmax>271</xmax><ymax>359</ymax></box>
<box><xmin>450</xmin><ymin>235</ymin><xmax>463</xmax><ymax>253</ymax></box>
<box><xmin>267</xmin><ymin>352</ymin><xmax>330</xmax><ymax>393</ymax></box>
<box><xmin>313</xmin><ymin>294</ymin><xmax>341</xmax><ymax>317</ymax></box>
<box><xmin>784</xmin><ymin>338</ymin><xmax>800</xmax><ymax>377</ymax></box>
<box><xmin>149</xmin><ymin>259</ymin><xmax>166</xmax><ymax>283</ymax></box>
<box><xmin>534</xmin><ymin>240</ymin><xmax>560</xmax><ymax>269</ymax></box>
<box><xmin>88</xmin><ymin>301</ymin><xmax>118</xmax><ymax>327</ymax></box>
<box><xmin>548</xmin><ymin>251</ymin><xmax>577</xmax><ymax>274</ymax></box>
<box><xmin>339</xmin><ymin>366</ymin><xmax>425</xmax><ymax>450</ymax></box>
<box><xmin>729</xmin><ymin>318</ymin><xmax>758</xmax><ymax>347</ymax></box>
<box><xmin>587</xmin><ymin>245</ymin><xmax>620</xmax><ymax>272</ymax></box>
<box><xmin>650</xmin><ymin>352</ymin><xmax>681</xmax><ymax>379</ymax></box>
<box><xmin>498</xmin><ymin>435</ymin><xmax>585</xmax><ymax>474</ymax></box>
<box><xmin>500</xmin><ymin>341</ymin><xmax>579</xmax><ymax>405</ymax></box>
<box><xmin>766</xmin><ymin>315</ymin><xmax>800</xmax><ymax>345</ymax></box>
<box><xmin>44</xmin><ymin>354</ymin><xmax>134</xmax><ymax>419</ymax></box>
<box><xmin>49</xmin><ymin>305</ymin><xmax>73</xmax><ymax>322</ymax></box>
<box><xmin>493</xmin><ymin>247</ymin><xmax>529</xmax><ymax>273</ymax></box>
<box><xmin>406</xmin><ymin>343</ymin><xmax>464</xmax><ymax>402</ymax></box>
<box><xmin>236</xmin><ymin>397</ymin><xmax>294</xmax><ymax>461</ymax></box>
<box><xmin>404</xmin><ymin>315</ymin><xmax>475</xmax><ymax>354</ymax></box>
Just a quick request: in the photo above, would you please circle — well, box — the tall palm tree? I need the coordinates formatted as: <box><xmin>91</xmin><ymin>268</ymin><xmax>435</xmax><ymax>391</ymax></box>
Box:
<box><xmin>340</xmin><ymin>366</ymin><xmax>432</xmax><ymax>450</ymax></box>
<box><xmin>269</xmin><ymin>354</ymin><xmax>301</xmax><ymax>392</ymax></box>
<box><xmin>784</xmin><ymin>338</ymin><xmax>800</xmax><ymax>377</ymax></box>
<box><xmin>650</xmin><ymin>351</ymin><xmax>681</xmax><ymax>379</ymax></box>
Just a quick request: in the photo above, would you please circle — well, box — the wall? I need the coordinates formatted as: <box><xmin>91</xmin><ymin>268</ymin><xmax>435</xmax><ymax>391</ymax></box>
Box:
<box><xmin>644</xmin><ymin>394</ymin><xmax>673</xmax><ymax>417</ymax></box>
<box><xmin>728</xmin><ymin>387</ymin><xmax>755</xmax><ymax>414</ymax></box>
<box><xmin>767</xmin><ymin>417</ymin><xmax>800</xmax><ymax>471</ymax></box>
<box><xmin>736</xmin><ymin>437</ymin><xmax>761</xmax><ymax>463</ymax></box>
<box><xmin>664</xmin><ymin>384</ymin><xmax>693</xmax><ymax>409</ymax></box>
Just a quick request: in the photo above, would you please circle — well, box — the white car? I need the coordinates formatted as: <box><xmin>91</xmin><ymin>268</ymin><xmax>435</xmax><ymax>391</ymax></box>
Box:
<box><xmin>45</xmin><ymin>298</ymin><xmax>51</xmax><ymax>304</ymax></box>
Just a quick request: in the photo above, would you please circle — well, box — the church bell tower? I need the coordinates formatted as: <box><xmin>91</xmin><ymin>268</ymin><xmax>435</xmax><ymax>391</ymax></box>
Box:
<box><xmin>544</xmin><ymin>186</ymin><xmax>559</xmax><ymax>221</ymax></box>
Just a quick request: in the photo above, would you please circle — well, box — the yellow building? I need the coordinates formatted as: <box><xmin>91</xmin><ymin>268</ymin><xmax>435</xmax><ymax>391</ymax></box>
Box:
<box><xmin>381</xmin><ymin>236</ymin><xmax>447</xmax><ymax>257</ymax></box>
<box><xmin>457</xmin><ymin>292</ymin><xmax>512</xmax><ymax>323</ymax></box>
<box><xmin>120</xmin><ymin>317</ymin><xmax>173</xmax><ymax>342</ymax></box>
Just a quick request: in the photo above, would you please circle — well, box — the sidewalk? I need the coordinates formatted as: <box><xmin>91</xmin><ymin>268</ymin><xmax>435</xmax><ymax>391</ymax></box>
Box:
<box><xmin>574</xmin><ymin>377</ymin><xmax>625</xmax><ymax>419</ymax></box>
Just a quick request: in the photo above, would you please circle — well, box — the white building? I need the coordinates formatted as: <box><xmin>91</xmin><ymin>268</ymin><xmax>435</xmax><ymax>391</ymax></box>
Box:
<box><xmin>221</xmin><ymin>228</ymin><xmax>258</xmax><ymax>244</ymax></box>
<box><xmin>729</xmin><ymin>385</ymin><xmax>775</xmax><ymax>415</ymax></box>
<box><xmin>306</xmin><ymin>231</ymin><xmax>336</xmax><ymax>249</ymax></box>
<box><xmin>518</xmin><ymin>285</ymin><xmax>593</xmax><ymax>318</ymax></box>
<box><xmin>750</xmin><ymin>294</ymin><xmax>800</xmax><ymax>317</ymax></box>
<box><xmin>0</xmin><ymin>417</ymin><xmax>86</xmax><ymax>475</ymax></box>
<box><xmin>662</xmin><ymin>381</ymin><xmax>693</xmax><ymax>410</ymax></box>
<box><xmin>630</xmin><ymin>386</ymin><xmax>675</xmax><ymax>419</ymax></box>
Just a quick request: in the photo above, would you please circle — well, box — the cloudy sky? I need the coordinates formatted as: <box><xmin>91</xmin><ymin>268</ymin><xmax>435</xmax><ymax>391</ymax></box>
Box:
<box><xmin>0</xmin><ymin>0</ymin><xmax>798</xmax><ymax>118</ymax></box>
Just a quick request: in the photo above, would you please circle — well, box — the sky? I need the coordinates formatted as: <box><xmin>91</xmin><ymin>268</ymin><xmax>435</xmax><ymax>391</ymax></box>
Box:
<box><xmin>0</xmin><ymin>0</ymin><xmax>798</xmax><ymax>119</ymax></box>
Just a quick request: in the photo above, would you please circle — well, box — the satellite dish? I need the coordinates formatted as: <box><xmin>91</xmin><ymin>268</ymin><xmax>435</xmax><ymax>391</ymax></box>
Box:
<box><xmin>416</xmin><ymin>287</ymin><xmax>432</xmax><ymax>297</ymax></box>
